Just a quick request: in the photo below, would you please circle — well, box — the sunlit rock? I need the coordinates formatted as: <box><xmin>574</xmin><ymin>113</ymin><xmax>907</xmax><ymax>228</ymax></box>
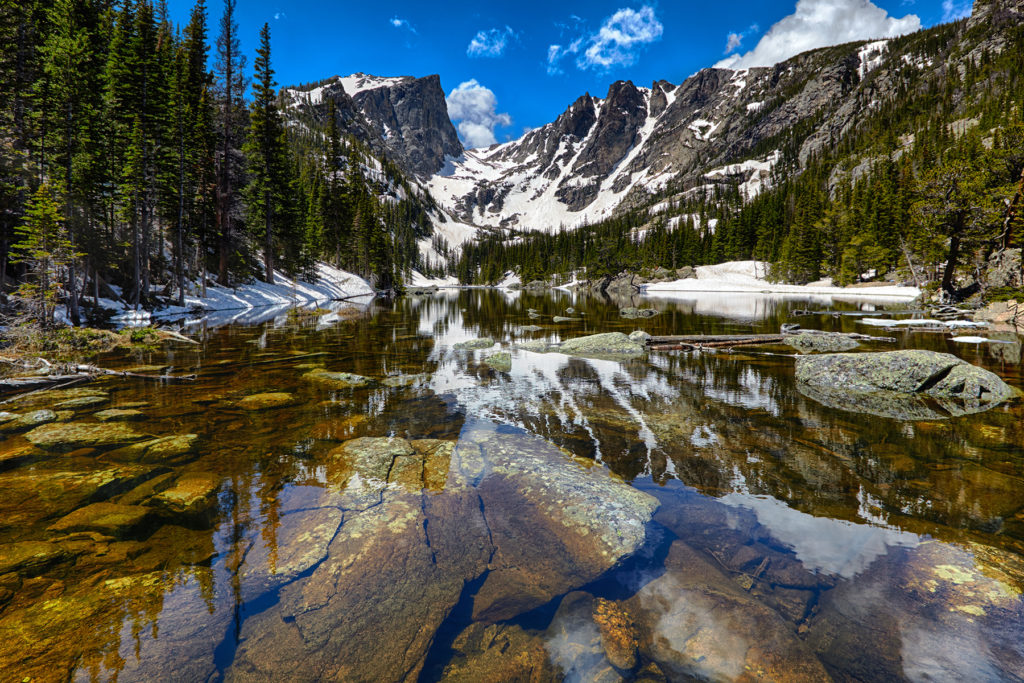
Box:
<box><xmin>150</xmin><ymin>472</ymin><xmax>221</xmax><ymax>521</ymax></box>
<box><xmin>464</xmin><ymin>427</ymin><xmax>658</xmax><ymax>622</ymax></box>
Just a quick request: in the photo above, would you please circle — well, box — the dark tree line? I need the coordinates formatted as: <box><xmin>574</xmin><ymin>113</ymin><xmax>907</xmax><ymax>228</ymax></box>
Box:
<box><xmin>1</xmin><ymin>0</ymin><xmax>428</xmax><ymax>327</ymax></box>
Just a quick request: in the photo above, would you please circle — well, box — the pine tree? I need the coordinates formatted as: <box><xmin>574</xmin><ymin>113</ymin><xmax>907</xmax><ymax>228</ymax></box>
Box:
<box><xmin>10</xmin><ymin>183</ymin><xmax>79</xmax><ymax>327</ymax></box>
<box><xmin>243</xmin><ymin>23</ymin><xmax>291</xmax><ymax>284</ymax></box>
<box><xmin>213</xmin><ymin>0</ymin><xmax>246</xmax><ymax>284</ymax></box>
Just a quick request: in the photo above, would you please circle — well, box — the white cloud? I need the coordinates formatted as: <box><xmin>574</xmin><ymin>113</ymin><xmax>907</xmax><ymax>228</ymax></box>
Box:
<box><xmin>724</xmin><ymin>24</ymin><xmax>760</xmax><ymax>54</ymax></box>
<box><xmin>273</xmin><ymin>11</ymin><xmax>287</xmax><ymax>20</ymax></box>
<box><xmin>715</xmin><ymin>0</ymin><xmax>921</xmax><ymax>69</ymax></box>
<box><xmin>941</xmin><ymin>0</ymin><xmax>972</xmax><ymax>22</ymax></box>
<box><xmin>446</xmin><ymin>80</ymin><xmax>512</xmax><ymax>149</ymax></box>
<box><xmin>467</xmin><ymin>26</ymin><xmax>515</xmax><ymax>57</ymax></box>
<box><xmin>547</xmin><ymin>6</ymin><xmax>663</xmax><ymax>74</ymax></box>
<box><xmin>390</xmin><ymin>16</ymin><xmax>416</xmax><ymax>33</ymax></box>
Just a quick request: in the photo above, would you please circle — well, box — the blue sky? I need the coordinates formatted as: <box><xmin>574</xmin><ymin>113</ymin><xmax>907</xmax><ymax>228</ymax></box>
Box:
<box><xmin>166</xmin><ymin>0</ymin><xmax>972</xmax><ymax>148</ymax></box>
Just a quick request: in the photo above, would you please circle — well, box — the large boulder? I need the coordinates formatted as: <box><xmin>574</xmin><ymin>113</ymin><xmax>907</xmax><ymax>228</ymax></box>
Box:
<box><xmin>983</xmin><ymin>247</ymin><xmax>1022</xmax><ymax>289</ymax></box>
<box><xmin>227</xmin><ymin>428</ymin><xmax>657</xmax><ymax>680</ymax></box>
<box><xmin>795</xmin><ymin>350</ymin><xmax>1015</xmax><ymax>419</ymax></box>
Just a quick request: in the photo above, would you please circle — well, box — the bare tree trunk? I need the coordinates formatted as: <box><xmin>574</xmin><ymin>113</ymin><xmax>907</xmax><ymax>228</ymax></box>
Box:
<box><xmin>942</xmin><ymin>232</ymin><xmax>962</xmax><ymax>296</ymax></box>
<box><xmin>264</xmin><ymin>191</ymin><xmax>274</xmax><ymax>284</ymax></box>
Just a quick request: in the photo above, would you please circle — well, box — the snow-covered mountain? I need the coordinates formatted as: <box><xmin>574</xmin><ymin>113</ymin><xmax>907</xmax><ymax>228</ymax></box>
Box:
<box><xmin>281</xmin><ymin>0</ymin><xmax>1024</xmax><ymax>243</ymax></box>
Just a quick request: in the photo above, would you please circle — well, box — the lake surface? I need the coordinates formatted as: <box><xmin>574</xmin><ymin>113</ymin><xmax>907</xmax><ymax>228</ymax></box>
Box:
<box><xmin>1</xmin><ymin>289</ymin><xmax>1023</xmax><ymax>682</ymax></box>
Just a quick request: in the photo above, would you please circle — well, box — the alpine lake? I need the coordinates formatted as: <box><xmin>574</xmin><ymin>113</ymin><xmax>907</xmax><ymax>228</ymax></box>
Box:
<box><xmin>1</xmin><ymin>288</ymin><xmax>1023</xmax><ymax>683</ymax></box>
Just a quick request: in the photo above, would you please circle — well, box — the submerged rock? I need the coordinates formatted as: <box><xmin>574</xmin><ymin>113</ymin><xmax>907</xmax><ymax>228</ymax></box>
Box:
<box><xmin>53</xmin><ymin>395</ymin><xmax>109</xmax><ymax>410</ymax></box>
<box><xmin>795</xmin><ymin>350</ymin><xmax>1015</xmax><ymax>419</ymax></box>
<box><xmin>150</xmin><ymin>472</ymin><xmax>221</xmax><ymax>521</ymax></box>
<box><xmin>619</xmin><ymin>307</ymin><xmax>659</xmax><ymax>319</ymax></box>
<box><xmin>485</xmin><ymin>352</ymin><xmax>512</xmax><ymax>372</ymax></box>
<box><xmin>8</xmin><ymin>387</ymin><xmax>108</xmax><ymax>409</ymax></box>
<box><xmin>380</xmin><ymin>373</ymin><xmax>431</xmax><ymax>388</ymax></box>
<box><xmin>454</xmin><ymin>337</ymin><xmax>495</xmax><ymax>349</ymax></box>
<box><xmin>785</xmin><ymin>332</ymin><xmax>860</xmax><ymax>354</ymax></box>
<box><xmin>559</xmin><ymin>332</ymin><xmax>645</xmax><ymax>358</ymax></box>
<box><xmin>627</xmin><ymin>540</ymin><xmax>830</xmax><ymax>682</ymax></box>
<box><xmin>441</xmin><ymin>622</ymin><xmax>558</xmax><ymax>682</ymax></box>
<box><xmin>0</xmin><ymin>409</ymin><xmax>60</xmax><ymax>433</ymax></box>
<box><xmin>93</xmin><ymin>408</ymin><xmax>147</xmax><ymax>422</ymax></box>
<box><xmin>463</xmin><ymin>427</ymin><xmax>659</xmax><ymax>622</ymax></box>
<box><xmin>302</xmin><ymin>368</ymin><xmax>374</xmax><ymax>389</ymax></box>
<box><xmin>103</xmin><ymin>434</ymin><xmax>199</xmax><ymax>464</ymax></box>
<box><xmin>236</xmin><ymin>392</ymin><xmax>298</xmax><ymax>410</ymax></box>
<box><xmin>47</xmin><ymin>502</ymin><xmax>154</xmax><ymax>539</ymax></box>
<box><xmin>24</xmin><ymin>422</ymin><xmax>149</xmax><ymax>450</ymax></box>
<box><xmin>0</xmin><ymin>541</ymin><xmax>67</xmax><ymax>575</ymax></box>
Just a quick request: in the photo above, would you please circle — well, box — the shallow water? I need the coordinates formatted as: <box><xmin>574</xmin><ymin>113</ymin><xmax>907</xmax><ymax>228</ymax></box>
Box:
<box><xmin>1</xmin><ymin>289</ymin><xmax>1023</xmax><ymax>682</ymax></box>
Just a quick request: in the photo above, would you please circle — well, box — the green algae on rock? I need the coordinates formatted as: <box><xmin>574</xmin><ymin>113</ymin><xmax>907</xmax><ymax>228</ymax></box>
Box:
<box><xmin>24</xmin><ymin>422</ymin><xmax>149</xmax><ymax>450</ymax></box>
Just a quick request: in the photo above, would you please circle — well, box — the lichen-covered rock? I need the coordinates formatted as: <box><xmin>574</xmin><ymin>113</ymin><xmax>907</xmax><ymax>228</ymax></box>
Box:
<box><xmin>302</xmin><ymin>368</ymin><xmax>374</xmax><ymax>389</ymax></box>
<box><xmin>795</xmin><ymin>350</ymin><xmax>1015</xmax><ymax>419</ymax></box>
<box><xmin>24</xmin><ymin>422</ymin><xmax>149</xmax><ymax>450</ymax></box>
<box><xmin>462</xmin><ymin>427</ymin><xmax>659</xmax><ymax>622</ymax></box>
<box><xmin>519</xmin><ymin>325</ymin><xmax>542</xmax><ymax>332</ymax></box>
<box><xmin>93</xmin><ymin>408</ymin><xmax>147</xmax><ymax>422</ymax></box>
<box><xmin>517</xmin><ymin>339</ymin><xmax>557</xmax><ymax>353</ymax></box>
<box><xmin>552</xmin><ymin>316</ymin><xmax>581</xmax><ymax>323</ymax></box>
<box><xmin>236</xmin><ymin>392</ymin><xmax>298</xmax><ymax>410</ymax></box>
<box><xmin>559</xmin><ymin>332</ymin><xmax>645</xmax><ymax>358</ymax></box>
<box><xmin>785</xmin><ymin>332</ymin><xmax>860</xmax><ymax>354</ymax></box>
<box><xmin>485</xmin><ymin>352</ymin><xmax>512</xmax><ymax>372</ymax></box>
<box><xmin>453</xmin><ymin>337</ymin><xmax>495</xmax><ymax>349</ymax></box>
<box><xmin>47</xmin><ymin>502</ymin><xmax>154</xmax><ymax>539</ymax></box>
<box><xmin>103</xmin><ymin>434</ymin><xmax>199</xmax><ymax>464</ymax></box>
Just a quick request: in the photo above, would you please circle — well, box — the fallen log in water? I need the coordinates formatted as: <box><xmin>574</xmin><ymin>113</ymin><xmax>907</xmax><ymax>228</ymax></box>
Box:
<box><xmin>646</xmin><ymin>330</ymin><xmax>897</xmax><ymax>351</ymax></box>
<box><xmin>0</xmin><ymin>359</ymin><xmax>197</xmax><ymax>398</ymax></box>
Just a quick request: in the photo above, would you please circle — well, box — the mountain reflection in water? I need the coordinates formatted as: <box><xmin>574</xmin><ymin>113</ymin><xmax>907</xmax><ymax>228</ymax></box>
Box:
<box><xmin>0</xmin><ymin>289</ymin><xmax>1022</xmax><ymax>682</ymax></box>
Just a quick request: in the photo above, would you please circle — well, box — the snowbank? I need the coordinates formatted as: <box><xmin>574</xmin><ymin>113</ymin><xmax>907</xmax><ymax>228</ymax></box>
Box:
<box><xmin>644</xmin><ymin>261</ymin><xmax>921</xmax><ymax>300</ymax></box>
<box><xmin>104</xmin><ymin>263</ymin><xmax>377</xmax><ymax>328</ymax></box>
<box><xmin>409</xmin><ymin>271</ymin><xmax>460</xmax><ymax>288</ymax></box>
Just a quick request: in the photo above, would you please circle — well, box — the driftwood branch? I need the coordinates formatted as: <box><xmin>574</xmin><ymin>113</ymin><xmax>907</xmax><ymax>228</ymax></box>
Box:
<box><xmin>0</xmin><ymin>359</ymin><xmax>196</xmax><ymax>398</ymax></box>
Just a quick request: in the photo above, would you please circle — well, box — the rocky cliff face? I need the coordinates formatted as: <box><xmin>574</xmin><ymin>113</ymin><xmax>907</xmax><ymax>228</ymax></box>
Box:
<box><xmin>283</xmin><ymin>73</ymin><xmax>462</xmax><ymax>177</ymax></box>
<box><xmin>282</xmin><ymin>0</ymin><xmax>1018</xmax><ymax>239</ymax></box>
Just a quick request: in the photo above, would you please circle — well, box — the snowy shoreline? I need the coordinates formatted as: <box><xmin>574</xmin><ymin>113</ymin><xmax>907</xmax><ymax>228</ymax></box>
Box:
<box><xmin>643</xmin><ymin>261</ymin><xmax>921</xmax><ymax>301</ymax></box>
<box><xmin>103</xmin><ymin>263</ymin><xmax>375</xmax><ymax>329</ymax></box>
